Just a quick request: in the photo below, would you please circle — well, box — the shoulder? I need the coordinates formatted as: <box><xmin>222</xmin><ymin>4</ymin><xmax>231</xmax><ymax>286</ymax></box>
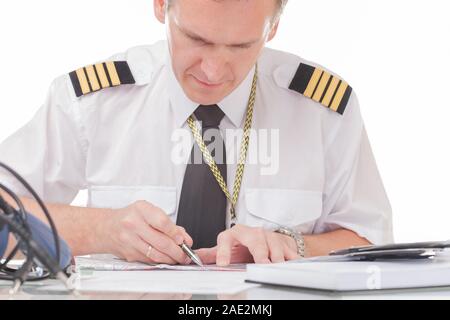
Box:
<box><xmin>258</xmin><ymin>47</ymin><xmax>354</xmax><ymax>116</ymax></box>
<box><xmin>52</xmin><ymin>40</ymin><xmax>168</xmax><ymax>102</ymax></box>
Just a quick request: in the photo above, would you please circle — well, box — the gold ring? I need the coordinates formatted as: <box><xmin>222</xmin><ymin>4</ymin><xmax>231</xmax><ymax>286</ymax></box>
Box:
<box><xmin>146</xmin><ymin>245</ymin><xmax>153</xmax><ymax>258</ymax></box>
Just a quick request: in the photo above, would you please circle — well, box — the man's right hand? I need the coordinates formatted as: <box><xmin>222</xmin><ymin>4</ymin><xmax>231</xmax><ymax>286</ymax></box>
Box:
<box><xmin>100</xmin><ymin>201</ymin><xmax>193</xmax><ymax>265</ymax></box>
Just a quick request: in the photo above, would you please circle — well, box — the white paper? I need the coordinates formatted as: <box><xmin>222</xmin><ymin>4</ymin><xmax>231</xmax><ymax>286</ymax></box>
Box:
<box><xmin>53</xmin><ymin>255</ymin><xmax>257</xmax><ymax>295</ymax></box>
<box><xmin>75</xmin><ymin>254</ymin><xmax>246</xmax><ymax>272</ymax></box>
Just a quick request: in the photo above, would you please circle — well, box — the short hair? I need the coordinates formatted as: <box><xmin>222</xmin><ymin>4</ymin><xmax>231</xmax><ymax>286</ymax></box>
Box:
<box><xmin>274</xmin><ymin>0</ymin><xmax>288</xmax><ymax>22</ymax></box>
<box><xmin>166</xmin><ymin>0</ymin><xmax>288</xmax><ymax>23</ymax></box>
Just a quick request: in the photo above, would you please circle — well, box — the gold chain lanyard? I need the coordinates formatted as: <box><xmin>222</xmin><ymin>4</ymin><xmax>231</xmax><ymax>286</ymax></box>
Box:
<box><xmin>187</xmin><ymin>65</ymin><xmax>258</xmax><ymax>226</ymax></box>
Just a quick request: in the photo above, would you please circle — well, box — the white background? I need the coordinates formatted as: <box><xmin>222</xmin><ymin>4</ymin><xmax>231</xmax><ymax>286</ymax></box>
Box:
<box><xmin>0</xmin><ymin>0</ymin><xmax>449</xmax><ymax>243</ymax></box>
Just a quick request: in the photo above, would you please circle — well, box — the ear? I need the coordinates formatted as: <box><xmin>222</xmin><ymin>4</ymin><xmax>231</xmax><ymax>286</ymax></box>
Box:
<box><xmin>154</xmin><ymin>0</ymin><xmax>167</xmax><ymax>24</ymax></box>
<box><xmin>267</xmin><ymin>21</ymin><xmax>280</xmax><ymax>42</ymax></box>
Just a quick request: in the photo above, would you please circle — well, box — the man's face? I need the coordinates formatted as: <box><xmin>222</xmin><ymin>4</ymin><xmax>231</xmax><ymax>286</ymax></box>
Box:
<box><xmin>155</xmin><ymin>0</ymin><xmax>279</xmax><ymax>105</ymax></box>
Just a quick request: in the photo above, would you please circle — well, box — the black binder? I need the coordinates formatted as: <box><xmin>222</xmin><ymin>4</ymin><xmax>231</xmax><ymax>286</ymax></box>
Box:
<box><xmin>329</xmin><ymin>240</ymin><xmax>450</xmax><ymax>261</ymax></box>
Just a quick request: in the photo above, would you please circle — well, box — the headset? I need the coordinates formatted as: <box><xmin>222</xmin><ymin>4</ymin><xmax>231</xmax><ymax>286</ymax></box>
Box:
<box><xmin>0</xmin><ymin>162</ymin><xmax>73</xmax><ymax>293</ymax></box>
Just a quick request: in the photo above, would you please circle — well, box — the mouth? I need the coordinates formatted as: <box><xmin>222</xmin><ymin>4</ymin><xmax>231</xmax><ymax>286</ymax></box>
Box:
<box><xmin>191</xmin><ymin>75</ymin><xmax>224</xmax><ymax>89</ymax></box>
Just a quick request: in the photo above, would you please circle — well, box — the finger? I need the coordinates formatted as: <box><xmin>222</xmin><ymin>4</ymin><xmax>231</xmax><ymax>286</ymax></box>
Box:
<box><xmin>283</xmin><ymin>242</ymin><xmax>300</xmax><ymax>261</ymax></box>
<box><xmin>135</xmin><ymin>224</ymin><xmax>188</xmax><ymax>264</ymax></box>
<box><xmin>248</xmin><ymin>243</ymin><xmax>271</xmax><ymax>264</ymax></box>
<box><xmin>138</xmin><ymin>203</ymin><xmax>185</xmax><ymax>244</ymax></box>
<box><xmin>195</xmin><ymin>247</ymin><xmax>217</xmax><ymax>265</ymax></box>
<box><xmin>225</xmin><ymin>226</ymin><xmax>270</xmax><ymax>264</ymax></box>
<box><xmin>122</xmin><ymin>247</ymin><xmax>152</xmax><ymax>264</ymax></box>
<box><xmin>266</xmin><ymin>233</ymin><xmax>285</xmax><ymax>263</ymax></box>
<box><xmin>181</xmin><ymin>228</ymin><xmax>194</xmax><ymax>247</ymax></box>
<box><xmin>133</xmin><ymin>235</ymin><xmax>178</xmax><ymax>265</ymax></box>
<box><xmin>285</xmin><ymin>249</ymin><xmax>300</xmax><ymax>261</ymax></box>
<box><xmin>118</xmin><ymin>239</ymin><xmax>162</xmax><ymax>265</ymax></box>
<box><xmin>230</xmin><ymin>245</ymin><xmax>254</xmax><ymax>264</ymax></box>
<box><xmin>216</xmin><ymin>231</ymin><xmax>235</xmax><ymax>267</ymax></box>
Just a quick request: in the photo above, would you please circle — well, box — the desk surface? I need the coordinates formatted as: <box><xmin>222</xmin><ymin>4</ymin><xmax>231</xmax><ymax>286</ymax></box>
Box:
<box><xmin>1</xmin><ymin>270</ymin><xmax>450</xmax><ymax>300</ymax></box>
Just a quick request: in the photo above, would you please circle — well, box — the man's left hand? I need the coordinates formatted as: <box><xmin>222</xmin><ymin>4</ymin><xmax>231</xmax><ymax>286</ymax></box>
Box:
<box><xmin>195</xmin><ymin>224</ymin><xmax>300</xmax><ymax>266</ymax></box>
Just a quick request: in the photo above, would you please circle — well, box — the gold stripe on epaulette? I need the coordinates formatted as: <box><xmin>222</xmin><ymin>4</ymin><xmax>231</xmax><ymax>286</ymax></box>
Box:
<box><xmin>75</xmin><ymin>68</ymin><xmax>90</xmax><ymax>95</ymax></box>
<box><xmin>330</xmin><ymin>81</ymin><xmax>349</xmax><ymax>112</ymax></box>
<box><xmin>95</xmin><ymin>63</ymin><xmax>110</xmax><ymax>89</ymax></box>
<box><xmin>303</xmin><ymin>68</ymin><xmax>323</xmax><ymax>98</ymax></box>
<box><xmin>85</xmin><ymin>65</ymin><xmax>101</xmax><ymax>92</ymax></box>
<box><xmin>321</xmin><ymin>77</ymin><xmax>341</xmax><ymax>107</ymax></box>
<box><xmin>312</xmin><ymin>72</ymin><xmax>331</xmax><ymax>102</ymax></box>
<box><xmin>105</xmin><ymin>61</ymin><xmax>121</xmax><ymax>86</ymax></box>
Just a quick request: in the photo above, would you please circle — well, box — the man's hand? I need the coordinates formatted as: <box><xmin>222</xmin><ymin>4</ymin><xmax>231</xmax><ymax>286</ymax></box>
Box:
<box><xmin>196</xmin><ymin>224</ymin><xmax>299</xmax><ymax>266</ymax></box>
<box><xmin>100</xmin><ymin>201</ymin><xmax>193</xmax><ymax>265</ymax></box>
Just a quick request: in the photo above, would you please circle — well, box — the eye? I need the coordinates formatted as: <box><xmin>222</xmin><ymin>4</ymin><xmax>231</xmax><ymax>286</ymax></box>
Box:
<box><xmin>231</xmin><ymin>44</ymin><xmax>252</xmax><ymax>50</ymax></box>
<box><xmin>188</xmin><ymin>35</ymin><xmax>207</xmax><ymax>45</ymax></box>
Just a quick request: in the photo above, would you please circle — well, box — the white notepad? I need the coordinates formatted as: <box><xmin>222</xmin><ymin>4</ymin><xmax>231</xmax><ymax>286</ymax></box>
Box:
<box><xmin>246</xmin><ymin>257</ymin><xmax>450</xmax><ymax>291</ymax></box>
<box><xmin>75</xmin><ymin>254</ymin><xmax>246</xmax><ymax>271</ymax></box>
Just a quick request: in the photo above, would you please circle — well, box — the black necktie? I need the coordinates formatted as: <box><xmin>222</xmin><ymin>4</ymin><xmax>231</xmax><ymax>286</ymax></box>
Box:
<box><xmin>176</xmin><ymin>105</ymin><xmax>227</xmax><ymax>249</ymax></box>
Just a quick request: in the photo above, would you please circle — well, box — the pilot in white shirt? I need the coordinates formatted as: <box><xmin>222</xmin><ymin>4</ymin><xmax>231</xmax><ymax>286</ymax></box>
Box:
<box><xmin>0</xmin><ymin>0</ymin><xmax>392</xmax><ymax>266</ymax></box>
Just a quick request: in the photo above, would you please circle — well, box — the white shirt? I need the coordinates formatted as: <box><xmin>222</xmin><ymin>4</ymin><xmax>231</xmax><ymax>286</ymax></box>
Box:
<box><xmin>0</xmin><ymin>40</ymin><xmax>393</xmax><ymax>244</ymax></box>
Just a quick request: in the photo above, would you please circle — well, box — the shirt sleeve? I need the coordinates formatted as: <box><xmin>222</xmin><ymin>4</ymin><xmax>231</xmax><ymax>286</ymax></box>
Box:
<box><xmin>313</xmin><ymin>92</ymin><xmax>394</xmax><ymax>245</ymax></box>
<box><xmin>0</xmin><ymin>75</ymin><xmax>87</xmax><ymax>204</ymax></box>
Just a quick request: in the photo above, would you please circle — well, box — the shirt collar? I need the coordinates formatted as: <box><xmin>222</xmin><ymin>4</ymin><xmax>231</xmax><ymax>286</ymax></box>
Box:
<box><xmin>167</xmin><ymin>53</ymin><xmax>256</xmax><ymax>128</ymax></box>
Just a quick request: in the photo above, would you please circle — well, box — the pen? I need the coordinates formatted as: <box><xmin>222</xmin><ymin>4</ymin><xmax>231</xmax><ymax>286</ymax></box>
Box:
<box><xmin>180</xmin><ymin>243</ymin><xmax>205</xmax><ymax>268</ymax></box>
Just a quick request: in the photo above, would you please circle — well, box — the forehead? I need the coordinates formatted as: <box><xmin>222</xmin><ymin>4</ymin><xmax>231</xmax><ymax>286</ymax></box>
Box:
<box><xmin>170</xmin><ymin>0</ymin><xmax>276</xmax><ymax>42</ymax></box>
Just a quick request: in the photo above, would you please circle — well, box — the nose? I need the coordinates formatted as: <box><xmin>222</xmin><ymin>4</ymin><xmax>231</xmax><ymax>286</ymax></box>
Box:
<box><xmin>200</xmin><ymin>49</ymin><xmax>229</xmax><ymax>84</ymax></box>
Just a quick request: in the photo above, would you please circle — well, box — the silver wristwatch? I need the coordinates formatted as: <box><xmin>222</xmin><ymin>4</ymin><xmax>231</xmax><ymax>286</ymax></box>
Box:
<box><xmin>275</xmin><ymin>226</ymin><xmax>306</xmax><ymax>258</ymax></box>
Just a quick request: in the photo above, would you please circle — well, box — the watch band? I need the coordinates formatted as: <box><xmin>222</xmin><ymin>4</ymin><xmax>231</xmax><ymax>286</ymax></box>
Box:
<box><xmin>275</xmin><ymin>226</ymin><xmax>306</xmax><ymax>258</ymax></box>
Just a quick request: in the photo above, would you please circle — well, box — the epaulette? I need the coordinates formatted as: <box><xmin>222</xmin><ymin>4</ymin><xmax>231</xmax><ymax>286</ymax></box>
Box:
<box><xmin>289</xmin><ymin>63</ymin><xmax>352</xmax><ymax>115</ymax></box>
<box><xmin>69</xmin><ymin>61</ymin><xmax>135</xmax><ymax>98</ymax></box>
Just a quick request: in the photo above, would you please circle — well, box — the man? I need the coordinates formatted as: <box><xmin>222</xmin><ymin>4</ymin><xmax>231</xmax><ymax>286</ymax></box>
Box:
<box><xmin>0</xmin><ymin>0</ymin><xmax>393</xmax><ymax>266</ymax></box>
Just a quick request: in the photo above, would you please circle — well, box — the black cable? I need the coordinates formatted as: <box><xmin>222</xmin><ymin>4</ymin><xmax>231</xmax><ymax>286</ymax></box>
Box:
<box><xmin>0</xmin><ymin>263</ymin><xmax>51</xmax><ymax>281</ymax></box>
<box><xmin>0</xmin><ymin>162</ymin><xmax>61</xmax><ymax>264</ymax></box>
<box><xmin>0</xmin><ymin>244</ymin><xmax>21</xmax><ymax>270</ymax></box>
<box><xmin>0</xmin><ymin>183</ymin><xmax>27</xmax><ymax>220</ymax></box>
<box><xmin>0</xmin><ymin>161</ymin><xmax>71</xmax><ymax>290</ymax></box>
<box><xmin>0</xmin><ymin>271</ymin><xmax>50</xmax><ymax>282</ymax></box>
<box><xmin>12</xmin><ymin>247</ymin><xmax>34</xmax><ymax>285</ymax></box>
<box><xmin>0</xmin><ymin>189</ymin><xmax>30</xmax><ymax>269</ymax></box>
